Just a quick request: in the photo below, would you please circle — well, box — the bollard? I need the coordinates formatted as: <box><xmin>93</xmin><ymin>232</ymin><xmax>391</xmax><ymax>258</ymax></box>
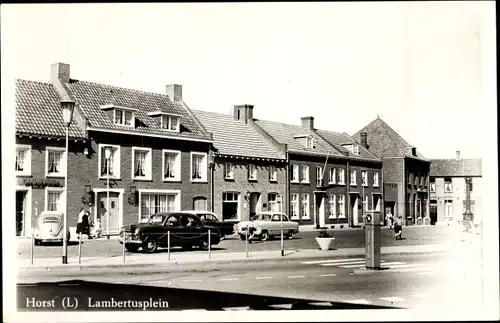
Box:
<box><xmin>245</xmin><ymin>227</ymin><xmax>249</xmax><ymax>258</ymax></box>
<box><xmin>122</xmin><ymin>233</ymin><xmax>126</xmax><ymax>264</ymax></box>
<box><xmin>167</xmin><ymin>231</ymin><xmax>171</xmax><ymax>261</ymax></box>
<box><xmin>31</xmin><ymin>231</ymin><xmax>34</xmax><ymax>265</ymax></box>
<box><xmin>78</xmin><ymin>233</ymin><xmax>82</xmax><ymax>265</ymax></box>
<box><xmin>280</xmin><ymin>220</ymin><xmax>284</xmax><ymax>257</ymax></box>
<box><xmin>208</xmin><ymin>230</ymin><xmax>211</xmax><ymax>260</ymax></box>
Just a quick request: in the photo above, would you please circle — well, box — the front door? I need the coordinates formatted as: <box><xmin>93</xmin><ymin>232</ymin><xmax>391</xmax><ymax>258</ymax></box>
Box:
<box><xmin>249</xmin><ymin>192</ymin><xmax>261</xmax><ymax>219</ymax></box>
<box><xmin>351</xmin><ymin>194</ymin><xmax>360</xmax><ymax>226</ymax></box>
<box><xmin>16</xmin><ymin>191</ymin><xmax>27</xmax><ymax>236</ymax></box>
<box><xmin>317</xmin><ymin>195</ymin><xmax>326</xmax><ymax>227</ymax></box>
<box><xmin>97</xmin><ymin>192</ymin><xmax>120</xmax><ymax>234</ymax></box>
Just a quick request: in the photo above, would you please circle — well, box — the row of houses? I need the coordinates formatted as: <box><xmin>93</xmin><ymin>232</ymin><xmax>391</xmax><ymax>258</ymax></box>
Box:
<box><xmin>14</xmin><ymin>62</ymin><xmax>481</xmax><ymax>236</ymax></box>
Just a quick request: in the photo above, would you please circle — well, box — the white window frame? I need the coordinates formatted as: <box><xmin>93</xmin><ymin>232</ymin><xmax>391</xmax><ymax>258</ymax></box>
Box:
<box><xmin>328</xmin><ymin>194</ymin><xmax>336</xmax><ymax>219</ymax></box>
<box><xmin>352</xmin><ymin>144</ymin><xmax>359</xmax><ymax>154</ymax></box>
<box><xmin>430</xmin><ymin>181</ymin><xmax>436</xmax><ymax>193</ymax></box>
<box><xmin>301</xmin><ymin>194</ymin><xmax>310</xmax><ymax>220</ymax></box>
<box><xmin>138</xmin><ymin>189</ymin><xmax>181</xmax><ymax>222</ymax></box>
<box><xmin>301</xmin><ymin>165</ymin><xmax>310</xmax><ymax>184</ymax></box>
<box><xmin>113</xmin><ymin>108</ymin><xmax>135</xmax><ymax>127</ymax></box>
<box><xmin>316</xmin><ymin>166</ymin><xmax>323</xmax><ymax>186</ymax></box>
<box><xmin>162</xmin><ymin>149</ymin><xmax>181</xmax><ymax>182</ymax></box>
<box><xmin>329</xmin><ymin>167</ymin><xmax>336</xmax><ymax>184</ymax></box>
<box><xmin>337</xmin><ymin>194</ymin><xmax>345</xmax><ymax>218</ymax></box>
<box><xmin>224</xmin><ymin>162</ymin><xmax>234</xmax><ymax>180</ymax></box>
<box><xmin>373</xmin><ymin>171</ymin><xmax>379</xmax><ymax>187</ymax></box>
<box><xmin>131</xmin><ymin>147</ymin><xmax>152</xmax><ymax>181</ymax></box>
<box><xmin>222</xmin><ymin>192</ymin><xmax>241</xmax><ymax>221</ymax></box>
<box><xmin>350</xmin><ymin>170</ymin><xmax>357</xmax><ymax>186</ymax></box>
<box><xmin>190</xmin><ymin>152</ymin><xmax>208</xmax><ymax>182</ymax></box>
<box><xmin>290</xmin><ymin>193</ymin><xmax>299</xmax><ymax>220</ymax></box>
<box><xmin>98</xmin><ymin>144</ymin><xmax>121</xmax><ymax>179</ymax></box>
<box><xmin>44</xmin><ymin>187</ymin><xmax>65</xmax><ymax>212</ymax></box>
<box><xmin>306</xmin><ymin>136</ymin><xmax>314</xmax><ymax>149</ymax></box>
<box><xmin>337</xmin><ymin>168</ymin><xmax>345</xmax><ymax>185</ymax></box>
<box><xmin>361</xmin><ymin>170</ymin><xmax>368</xmax><ymax>187</ymax></box>
<box><xmin>291</xmin><ymin>164</ymin><xmax>299</xmax><ymax>183</ymax></box>
<box><xmin>248</xmin><ymin>164</ymin><xmax>257</xmax><ymax>181</ymax></box>
<box><xmin>45</xmin><ymin>146</ymin><xmax>66</xmax><ymax>178</ymax></box>
<box><xmin>372</xmin><ymin>195</ymin><xmax>381</xmax><ymax>212</ymax></box>
<box><xmin>161</xmin><ymin>115</ymin><xmax>180</xmax><ymax>132</ymax></box>
<box><xmin>444</xmin><ymin>179</ymin><xmax>453</xmax><ymax>193</ymax></box>
<box><xmin>268</xmin><ymin>193</ymin><xmax>279</xmax><ymax>212</ymax></box>
<box><xmin>16</xmin><ymin>144</ymin><xmax>32</xmax><ymax>177</ymax></box>
<box><xmin>269</xmin><ymin>165</ymin><xmax>277</xmax><ymax>182</ymax></box>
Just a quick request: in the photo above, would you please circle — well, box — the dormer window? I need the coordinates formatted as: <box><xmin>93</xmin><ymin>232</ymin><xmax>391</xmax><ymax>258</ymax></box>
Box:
<box><xmin>342</xmin><ymin>143</ymin><xmax>359</xmax><ymax>154</ymax></box>
<box><xmin>148</xmin><ymin>111</ymin><xmax>182</xmax><ymax>132</ymax></box>
<box><xmin>100</xmin><ymin>104</ymin><xmax>138</xmax><ymax>128</ymax></box>
<box><xmin>294</xmin><ymin>135</ymin><xmax>314</xmax><ymax>149</ymax></box>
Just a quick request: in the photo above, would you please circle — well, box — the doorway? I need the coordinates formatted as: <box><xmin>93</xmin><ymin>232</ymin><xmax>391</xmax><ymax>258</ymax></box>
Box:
<box><xmin>16</xmin><ymin>191</ymin><xmax>27</xmax><ymax>236</ymax></box>
<box><xmin>249</xmin><ymin>192</ymin><xmax>261</xmax><ymax>219</ymax></box>
<box><xmin>430</xmin><ymin>200</ymin><xmax>437</xmax><ymax>224</ymax></box>
<box><xmin>351</xmin><ymin>194</ymin><xmax>361</xmax><ymax>226</ymax></box>
<box><xmin>316</xmin><ymin>194</ymin><xmax>326</xmax><ymax>227</ymax></box>
<box><xmin>97</xmin><ymin>191</ymin><xmax>121</xmax><ymax>234</ymax></box>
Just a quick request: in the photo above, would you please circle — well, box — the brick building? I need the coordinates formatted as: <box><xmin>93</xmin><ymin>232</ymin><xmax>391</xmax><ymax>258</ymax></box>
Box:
<box><xmin>353</xmin><ymin>117</ymin><xmax>431</xmax><ymax>226</ymax></box>
<box><xmin>429</xmin><ymin>151</ymin><xmax>482</xmax><ymax>225</ymax></box>
<box><xmin>15</xmin><ymin>62</ymin><xmax>214</xmax><ymax>236</ymax></box>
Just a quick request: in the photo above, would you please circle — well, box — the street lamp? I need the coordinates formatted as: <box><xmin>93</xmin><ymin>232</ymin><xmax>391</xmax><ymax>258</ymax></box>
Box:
<box><xmin>105</xmin><ymin>146</ymin><xmax>112</xmax><ymax>239</ymax></box>
<box><xmin>61</xmin><ymin>99</ymin><xmax>75</xmax><ymax>264</ymax></box>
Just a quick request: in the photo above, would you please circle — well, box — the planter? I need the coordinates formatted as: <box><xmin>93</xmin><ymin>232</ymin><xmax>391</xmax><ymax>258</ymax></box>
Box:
<box><xmin>315</xmin><ymin>237</ymin><xmax>335</xmax><ymax>251</ymax></box>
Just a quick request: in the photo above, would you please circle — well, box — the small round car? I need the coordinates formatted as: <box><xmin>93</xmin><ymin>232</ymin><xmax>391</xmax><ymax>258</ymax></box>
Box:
<box><xmin>33</xmin><ymin>211</ymin><xmax>71</xmax><ymax>245</ymax></box>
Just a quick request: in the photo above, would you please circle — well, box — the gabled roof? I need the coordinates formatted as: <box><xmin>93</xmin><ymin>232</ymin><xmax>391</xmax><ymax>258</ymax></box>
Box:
<box><xmin>253</xmin><ymin>119</ymin><xmax>345</xmax><ymax>158</ymax></box>
<box><xmin>315</xmin><ymin>130</ymin><xmax>380</xmax><ymax>162</ymax></box>
<box><xmin>15</xmin><ymin>79</ymin><xmax>86</xmax><ymax>139</ymax></box>
<box><xmin>193</xmin><ymin>110</ymin><xmax>285</xmax><ymax>160</ymax></box>
<box><xmin>65</xmin><ymin>79</ymin><xmax>211</xmax><ymax>141</ymax></box>
<box><xmin>430</xmin><ymin>159</ymin><xmax>482</xmax><ymax>177</ymax></box>
<box><xmin>352</xmin><ymin>117</ymin><xmax>428</xmax><ymax>161</ymax></box>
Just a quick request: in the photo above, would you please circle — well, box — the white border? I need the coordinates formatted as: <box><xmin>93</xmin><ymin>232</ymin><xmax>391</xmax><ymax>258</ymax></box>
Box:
<box><xmin>97</xmin><ymin>144</ymin><xmax>121</xmax><ymax>180</ymax></box>
<box><xmin>190</xmin><ymin>151</ymin><xmax>208</xmax><ymax>183</ymax></box>
<box><xmin>45</xmin><ymin>146</ymin><xmax>66</xmax><ymax>178</ymax></box>
<box><xmin>15</xmin><ymin>144</ymin><xmax>31</xmax><ymax>177</ymax></box>
<box><xmin>131</xmin><ymin>146</ymin><xmax>152</xmax><ymax>181</ymax></box>
<box><xmin>162</xmin><ymin>149</ymin><xmax>181</xmax><ymax>182</ymax></box>
<box><xmin>137</xmin><ymin>189</ymin><xmax>181</xmax><ymax>221</ymax></box>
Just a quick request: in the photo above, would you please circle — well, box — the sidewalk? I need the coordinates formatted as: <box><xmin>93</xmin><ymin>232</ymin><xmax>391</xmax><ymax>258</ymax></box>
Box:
<box><xmin>18</xmin><ymin>242</ymin><xmax>470</xmax><ymax>273</ymax></box>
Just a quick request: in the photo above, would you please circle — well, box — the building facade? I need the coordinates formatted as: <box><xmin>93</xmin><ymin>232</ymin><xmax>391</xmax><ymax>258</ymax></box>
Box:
<box><xmin>15</xmin><ymin>62</ymin><xmax>214</xmax><ymax>236</ymax></box>
<box><xmin>353</xmin><ymin>117</ymin><xmax>431</xmax><ymax>226</ymax></box>
<box><xmin>429</xmin><ymin>152</ymin><xmax>482</xmax><ymax>225</ymax></box>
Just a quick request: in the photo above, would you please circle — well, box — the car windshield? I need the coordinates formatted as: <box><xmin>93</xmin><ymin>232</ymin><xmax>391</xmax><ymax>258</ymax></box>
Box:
<box><xmin>42</xmin><ymin>217</ymin><xmax>59</xmax><ymax>224</ymax></box>
<box><xmin>148</xmin><ymin>214</ymin><xmax>166</xmax><ymax>224</ymax></box>
<box><xmin>255</xmin><ymin>213</ymin><xmax>272</xmax><ymax>221</ymax></box>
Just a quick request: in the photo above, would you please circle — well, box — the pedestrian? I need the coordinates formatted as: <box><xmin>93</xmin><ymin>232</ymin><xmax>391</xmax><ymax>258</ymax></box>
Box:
<box><xmin>394</xmin><ymin>216</ymin><xmax>403</xmax><ymax>240</ymax></box>
<box><xmin>76</xmin><ymin>208</ymin><xmax>85</xmax><ymax>238</ymax></box>
<box><xmin>82</xmin><ymin>210</ymin><xmax>91</xmax><ymax>239</ymax></box>
<box><xmin>386</xmin><ymin>211</ymin><xmax>394</xmax><ymax>229</ymax></box>
<box><xmin>91</xmin><ymin>218</ymin><xmax>102</xmax><ymax>239</ymax></box>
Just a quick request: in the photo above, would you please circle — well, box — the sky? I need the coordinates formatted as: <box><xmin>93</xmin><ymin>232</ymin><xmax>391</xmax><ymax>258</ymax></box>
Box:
<box><xmin>1</xmin><ymin>2</ymin><xmax>496</xmax><ymax>159</ymax></box>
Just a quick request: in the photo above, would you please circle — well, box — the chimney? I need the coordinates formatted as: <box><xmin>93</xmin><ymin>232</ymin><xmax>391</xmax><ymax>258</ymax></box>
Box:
<box><xmin>301</xmin><ymin>116</ymin><xmax>314</xmax><ymax>130</ymax></box>
<box><xmin>50</xmin><ymin>62</ymin><xmax>70</xmax><ymax>84</ymax></box>
<box><xmin>233</xmin><ymin>104</ymin><xmax>254</xmax><ymax>124</ymax></box>
<box><xmin>360</xmin><ymin>132</ymin><xmax>369</xmax><ymax>149</ymax></box>
<box><xmin>411</xmin><ymin>147</ymin><xmax>417</xmax><ymax>156</ymax></box>
<box><xmin>456</xmin><ymin>149</ymin><xmax>461</xmax><ymax>160</ymax></box>
<box><xmin>166</xmin><ymin>84</ymin><xmax>182</xmax><ymax>102</ymax></box>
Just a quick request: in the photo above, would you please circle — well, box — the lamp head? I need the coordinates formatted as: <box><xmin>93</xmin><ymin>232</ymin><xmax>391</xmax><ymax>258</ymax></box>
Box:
<box><xmin>61</xmin><ymin>100</ymin><xmax>75</xmax><ymax>127</ymax></box>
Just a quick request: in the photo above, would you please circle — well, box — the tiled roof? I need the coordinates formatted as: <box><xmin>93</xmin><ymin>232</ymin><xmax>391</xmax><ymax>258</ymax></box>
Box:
<box><xmin>430</xmin><ymin>159</ymin><xmax>482</xmax><ymax>177</ymax></box>
<box><xmin>315</xmin><ymin>130</ymin><xmax>380</xmax><ymax>162</ymax></box>
<box><xmin>65</xmin><ymin>79</ymin><xmax>211</xmax><ymax>140</ymax></box>
<box><xmin>193</xmin><ymin>110</ymin><xmax>285</xmax><ymax>160</ymax></box>
<box><xmin>253</xmin><ymin>119</ymin><xmax>345</xmax><ymax>158</ymax></box>
<box><xmin>352</xmin><ymin>117</ymin><xmax>428</xmax><ymax>161</ymax></box>
<box><xmin>15</xmin><ymin>79</ymin><xmax>86</xmax><ymax>139</ymax></box>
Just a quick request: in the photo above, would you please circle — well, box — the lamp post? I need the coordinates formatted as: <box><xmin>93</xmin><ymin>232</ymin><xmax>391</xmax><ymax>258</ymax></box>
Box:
<box><xmin>105</xmin><ymin>147</ymin><xmax>112</xmax><ymax>239</ymax></box>
<box><xmin>61</xmin><ymin>99</ymin><xmax>75</xmax><ymax>264</ymax></box>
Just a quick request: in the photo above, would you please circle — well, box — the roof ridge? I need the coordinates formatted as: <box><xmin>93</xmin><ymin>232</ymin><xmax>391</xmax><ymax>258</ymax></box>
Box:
<box><xmin>193</xmin><ymin>109</ymin><xmax>233</xmax><ymax>118</ymax></box>
<box><xmin>378</xmin><ymin>118</ymin><xmax>405</xmax><ymax>156</ymax></box>
<box><xmin>69</xmin><ymin>79</ymin><xmax>170</xmax><ymax>99</ymax></box>
<box><xmin>16</xmin><ymin>78</ymin><xmax>52</xmax><ymax>86</ymax></box>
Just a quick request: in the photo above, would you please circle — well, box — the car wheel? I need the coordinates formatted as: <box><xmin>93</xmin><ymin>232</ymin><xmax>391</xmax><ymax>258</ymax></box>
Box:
<box><xmin>142</xmin><ymin>239</ymin><xmax>158</xmax><ymax>253</ymax></box>
<box><xmin>34</xmin><ymin>239</ymin><xmax>40</xmax><ymax>246</ymax></box>
<box><xmin>260</xmin><ymin>230</ymin><xmax>269</xmax><ymax>242</ymax></box>
<box><xmin>199</xmin><ymin>239</ymin><xmax>209</xmax><ymax>250</ymax></box>
<box><xmin>125</xmin><ymin>243</ymin><xmax>140</xmax><ymax>252</ymax></box>
<box><xmin>287</xmin><ymin>231</ymin><xmax>294</xmax><ymax>240</ymax></box>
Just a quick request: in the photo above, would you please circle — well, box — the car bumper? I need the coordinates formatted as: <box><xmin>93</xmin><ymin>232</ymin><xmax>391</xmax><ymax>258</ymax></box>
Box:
<box><xmin>119</xmin><ymin>232</ymin><xmax>142</xmax><ymax>245</ymax></box>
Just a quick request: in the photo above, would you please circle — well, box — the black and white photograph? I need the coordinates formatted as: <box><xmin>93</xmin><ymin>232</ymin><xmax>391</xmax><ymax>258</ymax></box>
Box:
<box><xmin>1</xmin><ymin>2</ymin><xmax>498</xmax><ymax>322</ymax></box>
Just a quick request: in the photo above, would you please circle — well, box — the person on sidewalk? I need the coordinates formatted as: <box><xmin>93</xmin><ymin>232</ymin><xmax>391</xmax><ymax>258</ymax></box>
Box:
<box><xmin>77</xmin><ymin>208</ymin><xmax>92</xmax><ymax>240</ymax></box>
<box><xmin>91</xmin><ymin>218</ymin><xmax>102</xmax><ymax>239</ymax></box>
<box><xmin>386</xmin><ymin>211</ymin><xmax>394</xmax><ymax>230</ymax></box>
<box><xmin>394</xmin><ymin>216</ymin><xmax>403</xmax><ymax>240</ymax></box>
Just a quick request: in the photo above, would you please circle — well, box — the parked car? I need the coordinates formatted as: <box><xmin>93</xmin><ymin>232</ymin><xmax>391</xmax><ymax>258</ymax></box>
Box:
<box><xmin>236</xmin><ymin>212</ymin><xmax>299</xmax><ymax>241</ymax></box>
<box><xmin>179</xmin><ymin>210</ymin><xmax>235</xmax><ymax>239</ymax></box>
<box><xmin>119</xmin><ymin>212</ymin><xmax>221</xmax><ymax>253</ymax></box>
<box><xmin>33</xmin><ymin>211</ymin><xmax>71</xmax><ymax>245</ymax></box>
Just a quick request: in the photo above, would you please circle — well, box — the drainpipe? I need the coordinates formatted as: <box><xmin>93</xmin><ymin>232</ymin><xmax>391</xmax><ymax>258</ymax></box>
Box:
<box><xmin>346</xmin><ymin>156</ymin><xmax>351</xmax><ymax>227</ymax></box>
<box><xmin>210</xmin><ymin>152</ymin><xmax>215</xmax><ymax>212</ymax></box>
<box><xmin>380</xmin><ymin>158</ymin><xmax>385</xmax><ymax>226</ymax></box>
<box><xmin>285</xmin><ymin>145</ymin><xmax>290</xmax><ymax>216</ymax></box>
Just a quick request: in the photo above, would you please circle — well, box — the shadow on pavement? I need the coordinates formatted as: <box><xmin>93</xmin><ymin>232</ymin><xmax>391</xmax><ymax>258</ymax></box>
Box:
<box><xmin>17</xmin><ymin>280</ymin><xmax>400</xmax><ymax>311</ymax></box>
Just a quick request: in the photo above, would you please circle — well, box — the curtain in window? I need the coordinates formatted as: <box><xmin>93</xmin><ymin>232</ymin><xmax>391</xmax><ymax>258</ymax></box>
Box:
<box><xmin>171</xmin><ymin>117</ymin><xmax>178</xmax><ymax>131</ymax></box>
<box><xmin>115</xmin><ymin>110</ymin><xmax>123</xmax><ymax>124</ymax></box>
<box><xmin>48</xmin><ymin>152</ymin><xmax>60</xmax><ymax>173</ymax></box>
<box><xmin>165</xmin><ymin>154</ymin><xmax>175</xmax><ymax>178</ymax></box>
<box><xmin>48</xmin><ymin>192</ymin><xmax>60</xmax><ymax>211</ymax></box>
<box><xmin>158</xmin><ymin>195</ymin><xmax>167</xmax><ymax>213</ymax></box>
<box><xmin>124</xmin><ymin>111</ymin><xmax>133</xmax><ymax>125</ymax></box>
<box><xmin>101</xmin><ymin>147</ymin><xmax>114</xmax><ymax>176</ymax></box>
<box><xmin>193</xmin><ymin>156</ymin><xmax>201</xmax><ymax>179</ymax></box>
<box><xmin>166</xmin><ymin>195</ymin><xmax>175</xmax><ymax>212</ymax></box>
<box><xmin>16</xmin><ymin>150</ymin><xmax>25</xmax><ymax>171</ymax></box>
<box><xmin>141</xmin><ymin>194</ymin><xmax>150</xmax><ymax>220</ymax></box>
<box><xmin>135</xmin><ymin>151</ymin><xmax>146</xmax><ymax>177</ymax></box>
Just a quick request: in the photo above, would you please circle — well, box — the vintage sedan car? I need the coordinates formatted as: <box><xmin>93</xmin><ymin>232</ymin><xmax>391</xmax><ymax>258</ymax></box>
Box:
<box><xmin>119</xmin><ymin>212</ymin><xmax>221</xmax><ymax>253</ymax></box>
<box><xmin>179</xmin><ymin>210</ymin><xmax>235</xmax><ymax>239</ymax></box>
<box><xmin>236</xmin><ymin>212</ymin><xmax>299</xmax><ymax>241</ymax></box>
<box><xmin>33</xmin><ymin>211</ymin><xmax>71</xmax><ymax>245</ymax></box>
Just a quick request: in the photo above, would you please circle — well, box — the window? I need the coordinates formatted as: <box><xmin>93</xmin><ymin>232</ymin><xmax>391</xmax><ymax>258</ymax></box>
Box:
<box><xmin>140</xmin><ymin>193</ymin><xmax>177</xmax><ymax>222</ymax></box>
<box><xmin>290</xmin><ymin>194</ymin><xmax>299</xmax><ymax>220</ymax></box>
<box><xmin>114</xmin><ymin>109</ymin><xmax>134</xmax><ymax>127</ymax></box>
<box><xmin>306</xmin><ymin>136</ymin><xmax>314</xmax><ymax>149</ymax></box>
<box><xmin>132</xmin><ymin>147</ymin><xmax>152</xmax><ymax>180</ymax></box>
<box><xmin>163</xmin><ymin>149</ymin><xmax>181</xmax><ymax>181</ymax></box>
<box><xmin>222</xmin><ymin>192</ymin><xmax>240</xmax><ymax>221</ymax></box>
<box><xmin>16</xmin><ymin>145</ymin><xmax>31</xmax><ymax>176</ymax></box>
<box><xmin>191</xmin><ymin>152</ymin><xmax>207</xmax><ymax>182</ymax></box>
<box><xmin>462</xmin><ymin>200</ymin><xmax>476</xmax><ymax>214</ymax></box>
<box><xmin>361</xmin><ymin>170</ymin><xmax>368</xmax><ymax>186</ymax></box>
<box><xmin>328</xmin><ymin>195</ymin><xmax>336</xmax><ymax>219</ymax></box>
<box><xmin>45</xmin><ymin>188</ymin><xmax>63</xmax><ymax>211</ymax></box>
<box><xmin>373</xmin><ymin>172</ymin><xmax>379</xmax><ymax>187</ymax></box>
<box><xmin>161</xmin><ymin>115</ymin><xmax>180</xmax><ymax>132</ymax></box>
<box><xmin>408</xmin><ymin>173</ymin><xmax>413</xmax><ymax>187</ymax></box>
<box><xmin>342</xmin><ymin>144</ymin><xmax>359</xmax><ymax>154</ymax></box>
<box><xmin>199</xmin><ymin>213</ymin><xmax>218</xmax><ymax>222</ymax></box>
<box><xmin>269</xmin><ymin>165</ymin><xmax>277</xmax><ymax>182</ymax></box>
<box><xmin>248</xmin><ymin>164</ymin><xmax>257</xmax><ymax>181</ymax></box>
<box><xmin>291</xmin><ymin>164</ymin><xmax>299</xmax><ymax>182</ymax></box>
<box><xmin>337</xmin><ymin>168</ymin><xmax>345</xmax><ymax>185</ymax></box>
<box><xmin>337</xmin><ymin>195</ymin><xmax>345</xmax><ymax>218</ymax></box>
<box><xmin>363</xmin><ymin>195</ymin><xmax>369</xmax><ymax>211</ymax></box>
<box><xmin>294</xmin><ymin>135</ymin><xmax>314</xmax><ymax>149</ymax></box>
<box><xmin>444</xmin><ymin>199</ymin><xmax>453</xmax><ymax>219</ymax></box>
<box><xmin>316</xmin><ymin>166</ymin><xmax>323</xmax><ymax>186</ymax></box>
<box><xmin>45</xmin><ymin>147</ymin><xmax>65</xmax><ymax>177</ymax></box>
<box><xmin>268</xmin><ymin>193</ymin><xmax>279</xmax><ymax>212</ymax></box>
<box><xmin>301</xmin><ymin>165</ymin><xmax>309</xmax><ymax>183</ymax></box>
<box><xmin>193</xmin><ymin>197</ymin><xmax>208</xmax><ymax>211</ymax></box>
<box><xmin>414</xmin><ymin>175</ymin><xmax>419</xmax><ymax>187</ymax></box>
<box><xmin>301</xmin><ymin>194</ymin><xmax>310</xmax><ymax>219</ymax></box>
<box><xmin>99</xmin><ymin>145</ymin><xmax>121</xmax><ymax>179</ymax></box>
<box><xmin>420</xmin><ymin>175</ymin><xmax>424</xmax><ymax>187</ymax></box>
<box><xmin>329</xmin><ymin>168</ymin><xmax>336</xmax><ymax>184</ymax></box>
<box><xmin>224</xmin><ymin>162</ymin><xmax>234</xmax><ymax>179</ymax></box>
<box><xmin>373</xmin><ymin>195</ymin><xmax>381</xmax><ymax>212</ymax></box>
<box><xmin>430</xmin><ymin>179</ymin><xmax>436</xmax><ymax>192</ymax></box>
<box><xmin>444</xmin><ymin>178</ymin><xmax>453</xmax><ymax>193</ymax></box>
<box><xmin>350</xmin><ymin>170</ymin><xmax>357</xmax><ymax>186</ymax></box>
